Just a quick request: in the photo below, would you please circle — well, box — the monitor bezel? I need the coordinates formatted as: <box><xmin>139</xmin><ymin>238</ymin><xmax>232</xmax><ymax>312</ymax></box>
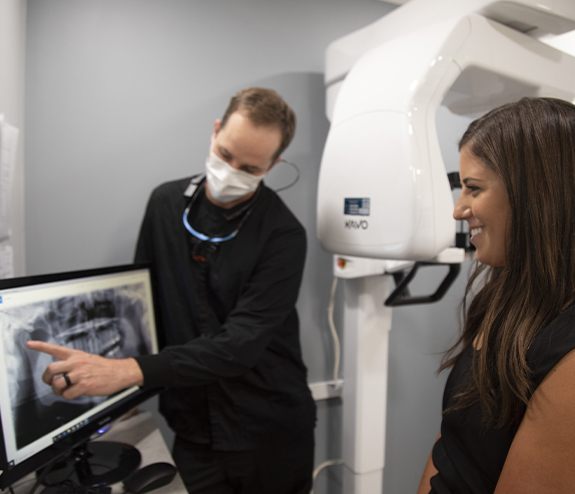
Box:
<box><xmin>0</xmin><ymin>263</ymin><xmax>161</xmax><ymax>489</ymax></box>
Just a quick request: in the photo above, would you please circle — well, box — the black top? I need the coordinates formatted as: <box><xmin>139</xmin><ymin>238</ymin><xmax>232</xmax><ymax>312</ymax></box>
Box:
<box><xmin>133</xmin><ymin>177</ymin><xmax>316</xmax><ymax>450</ymax></box>
<box><xmin>431</xmin><ymin>304</ymin><xmax>575</xmax><ymax>493</ymax></box>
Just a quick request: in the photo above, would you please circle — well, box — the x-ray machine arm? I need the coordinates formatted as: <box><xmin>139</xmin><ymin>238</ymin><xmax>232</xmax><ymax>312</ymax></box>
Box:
<box><xmin>316</xmin><ymin>1</ymin><xmax>575</xmax><ymax>492</ymax></box>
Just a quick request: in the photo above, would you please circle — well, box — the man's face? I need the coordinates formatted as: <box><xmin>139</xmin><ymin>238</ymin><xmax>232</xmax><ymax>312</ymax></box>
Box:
<box><xmin>211</xmin><ymin>111</ymin><xmax>282</xmax><ymax>176</ymax></box>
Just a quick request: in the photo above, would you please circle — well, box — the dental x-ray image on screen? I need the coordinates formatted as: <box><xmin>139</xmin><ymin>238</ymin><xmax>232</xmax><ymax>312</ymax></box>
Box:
<box><xmin>5</xmin><ymin>283</ymin><xmax>150</xmax><ymax>448</ymax></box>
<box><xmin>0</xmin><ymin>264</ymin><xmax>159</xmax><ymax>489</ymax></box>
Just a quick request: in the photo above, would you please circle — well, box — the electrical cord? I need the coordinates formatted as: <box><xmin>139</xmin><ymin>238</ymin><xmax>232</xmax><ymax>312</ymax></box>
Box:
<box><xmin>272</xmin><ymin>159</ymin><xmax>300</xmax><ymax>192</ymax></box>
<box><xmin>310</xmin><ymin>459</ymin><xmax>344</xmax><ymax>494</ymax></box>
<box><xmin>307</xmin><ymin>277</ymin><xmax>345</xmax><ymax>494</ymax></box>
<box><xmin>327</xmin><ymin>276</ymin><xmax>341</xmax><ymax>384</ymax></box>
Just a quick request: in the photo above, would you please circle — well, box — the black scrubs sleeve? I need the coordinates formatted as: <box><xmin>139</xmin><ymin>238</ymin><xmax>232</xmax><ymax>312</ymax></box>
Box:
<box><xmin>136</xmin><ymin>224</ymin><xmax>306</xmax><ymax>387</ymax></box>
<box><xmin>135</xmin><ymin>220</ymin><xmax>306</xmax><ymax>388</ymax></box>
<box><xmin>134</xmin><ymin>185</ymin><xmax>162</xmax><ymax>265</ymax></box>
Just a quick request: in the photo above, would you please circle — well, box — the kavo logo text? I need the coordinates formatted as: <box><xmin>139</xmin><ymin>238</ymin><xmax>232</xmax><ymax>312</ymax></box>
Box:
<box><xmin>344</xmin><ymin>219</ymin><xmax>369</xmax><ymax>230</ymax></box>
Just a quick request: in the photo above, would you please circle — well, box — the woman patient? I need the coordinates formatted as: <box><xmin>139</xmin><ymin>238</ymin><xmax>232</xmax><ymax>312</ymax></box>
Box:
<box><xmin>418</xmin><ymin>97</ymin><xmax>575</xmax><ymax>493</ymax></box>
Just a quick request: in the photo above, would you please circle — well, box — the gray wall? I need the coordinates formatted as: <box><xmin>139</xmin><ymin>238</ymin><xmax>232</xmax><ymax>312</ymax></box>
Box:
<box><xmin>24</xmin><ymin>2</ymin><xmax>471</xmax><ymax>493</ymax></box>
<box><xmin>0</xmin><ymin>0</ymin><xmax>26</xmax><ymax>276</ymax></box>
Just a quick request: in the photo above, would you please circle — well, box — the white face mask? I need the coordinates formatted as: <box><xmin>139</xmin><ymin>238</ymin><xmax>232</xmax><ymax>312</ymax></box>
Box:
<box><xmin>205</xmin><ymin>152</ymin><xmax>265</xmax><ymax>203</ymax></box>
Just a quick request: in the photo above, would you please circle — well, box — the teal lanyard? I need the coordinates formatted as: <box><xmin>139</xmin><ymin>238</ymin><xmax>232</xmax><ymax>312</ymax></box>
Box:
<box><xmin>182</xmin><ymin>177</ymin><xmax>256</xmax><ymax>244</ymax></box>
<box><xmin>182</xmin><ymin>206</ymin><xmax>240</xmax><ymax>243</ymax></box>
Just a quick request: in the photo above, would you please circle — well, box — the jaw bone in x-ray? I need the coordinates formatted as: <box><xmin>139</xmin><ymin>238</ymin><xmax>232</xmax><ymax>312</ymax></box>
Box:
<box><xmin>0</xmin><ymin>285</ymin><xmax>150</xmax><ymax>450</ymax></box>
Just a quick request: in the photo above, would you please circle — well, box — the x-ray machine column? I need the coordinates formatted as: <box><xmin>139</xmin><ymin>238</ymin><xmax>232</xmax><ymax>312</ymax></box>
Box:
<box><xmin>316</xmin><ymin>0</ymin><xmax>575</xmax><ymax>492</ymax></box>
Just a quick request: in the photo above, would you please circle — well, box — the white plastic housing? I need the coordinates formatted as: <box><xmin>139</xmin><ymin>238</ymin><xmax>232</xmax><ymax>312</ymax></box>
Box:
<box><xmin>325</xmin><ymin>0</ymin><xmax>575</xmax><ymax>119</ymax></box>
<box><xmin>317</xmin><ymin>13</ymin><xmax>575</xmax><ymax>260</ymax></box>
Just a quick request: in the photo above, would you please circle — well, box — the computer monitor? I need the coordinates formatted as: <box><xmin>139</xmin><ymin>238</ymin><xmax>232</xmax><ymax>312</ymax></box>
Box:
<box><xmin>0</xmin><ymin>264</ymin><xmax>160</xmax><ymax>490</ymax></box>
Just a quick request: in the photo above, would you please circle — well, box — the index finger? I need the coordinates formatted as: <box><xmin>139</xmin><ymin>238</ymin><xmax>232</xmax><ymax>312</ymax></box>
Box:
<box><xmin>26</xmin><ymin>340</ymin><xmax>73</xmax><ymax>360</ymax></box>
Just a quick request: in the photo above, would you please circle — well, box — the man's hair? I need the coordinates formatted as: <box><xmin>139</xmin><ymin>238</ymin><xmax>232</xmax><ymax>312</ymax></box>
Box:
<box><xmin>220</xmin><ymin>87</ymin><xmax>296</xmax><ymax>161</ymax></box>
<box><xmin>441</xmin><ymin>97</ymin><xmax>575</xmax><ymax>427</ymax></box>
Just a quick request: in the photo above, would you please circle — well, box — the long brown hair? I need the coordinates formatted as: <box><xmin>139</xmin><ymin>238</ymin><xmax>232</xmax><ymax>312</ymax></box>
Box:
<box><xmin>441</xmin><ymin>97</ymin><xmax>575</xmax><ymax>427</ymax></box>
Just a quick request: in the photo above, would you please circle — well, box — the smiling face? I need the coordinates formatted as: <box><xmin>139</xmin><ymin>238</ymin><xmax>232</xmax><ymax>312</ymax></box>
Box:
<box><xmin>454</xmin><ymin>144</ymin><xmax>510</xmax><ymax>267</ymax></box>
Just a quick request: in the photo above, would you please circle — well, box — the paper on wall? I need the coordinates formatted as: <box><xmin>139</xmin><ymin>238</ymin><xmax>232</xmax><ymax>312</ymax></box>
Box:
<box><xmin>0</xmin><ymin>114</ymin><xmax>19</xmax><ymax>279</ymax></box>
<box><xmin>0</xmin><ymin>243</ymin><xmax>13</xmax><ymax>279</ymax></box>
<box><xmin>0</xmin><ymin>115</ymin><xmax>19</xmax><ymax>242</ymax></box>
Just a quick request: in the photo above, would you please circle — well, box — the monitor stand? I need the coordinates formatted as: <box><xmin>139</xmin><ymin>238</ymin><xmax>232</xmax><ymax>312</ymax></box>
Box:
<box><xmin>39</xmin><ymin>440</ymin><xmax>141</xmax><ymax>488</ymax></box>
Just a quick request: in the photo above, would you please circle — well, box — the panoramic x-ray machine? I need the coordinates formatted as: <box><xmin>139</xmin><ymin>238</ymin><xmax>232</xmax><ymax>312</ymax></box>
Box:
<box><xmin>316</xmin><ymin>0</ymin><xmax>575</xmax><ymax>492</ymax></box>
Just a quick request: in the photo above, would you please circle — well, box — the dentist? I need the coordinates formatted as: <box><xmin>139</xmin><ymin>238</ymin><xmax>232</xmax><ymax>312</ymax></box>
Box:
<box><xmin>28</xmin><ymin>87</ymin><xmax>316</xmax><ymax>494</ymax></box>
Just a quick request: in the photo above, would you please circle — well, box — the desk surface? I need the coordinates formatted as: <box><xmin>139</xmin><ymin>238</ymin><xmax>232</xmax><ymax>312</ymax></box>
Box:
<box><xmin>11</xmin><ymin>411</ymin><xmax>186</xmax><ymax>494</ymax></box>
<box><xmin>97</xmin><ymin>411</ymin><xmax>186</xmax><ymax>494</ymax></box>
